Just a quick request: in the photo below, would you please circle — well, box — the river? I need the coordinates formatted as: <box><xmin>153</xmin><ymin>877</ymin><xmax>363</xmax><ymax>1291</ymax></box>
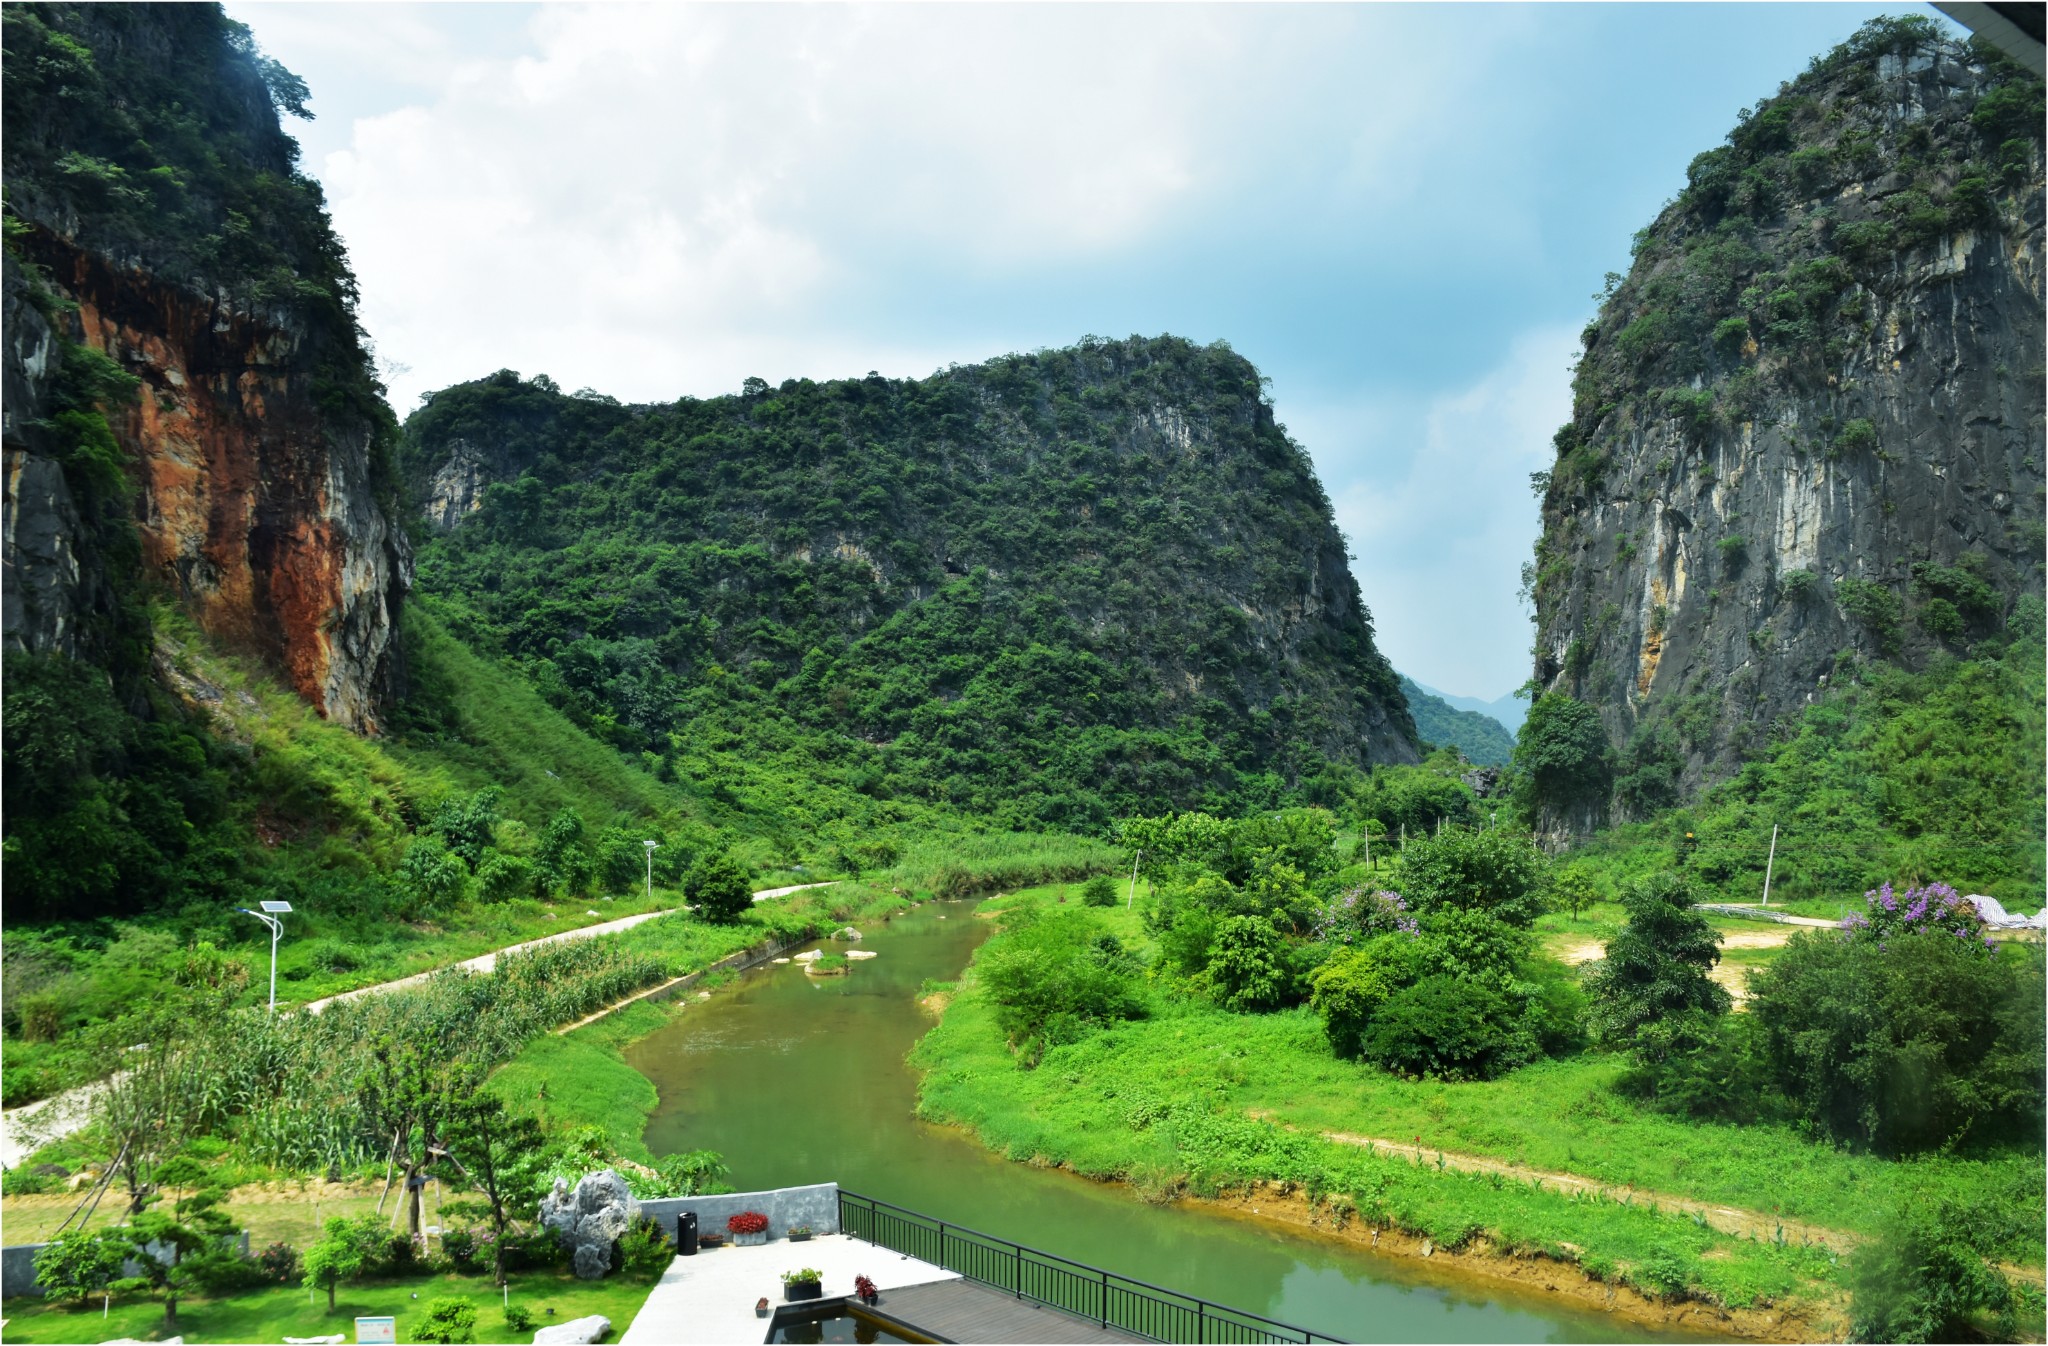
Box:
<box><xmin>628</xmin><ymin>899</ymin><xmax>1681</xmax><ymax>1344</ymax></box>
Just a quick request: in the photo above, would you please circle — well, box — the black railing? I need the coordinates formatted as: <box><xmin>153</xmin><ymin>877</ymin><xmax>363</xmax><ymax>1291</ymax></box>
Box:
<box><xmin>837</xmin><ymin>1189</ymin><xmax>1345</xmax><ymax>1344</ymax></box>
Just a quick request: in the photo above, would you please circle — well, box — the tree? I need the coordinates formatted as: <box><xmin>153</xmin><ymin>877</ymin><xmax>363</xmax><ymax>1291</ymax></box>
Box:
<box><xmin>113</xmin><ymin>1190</ymin><xmax>229</xmax><ymax>1331</ymax></box>
<box><xmin>1205</xmin><ymin>916</ymin><xmax>1290</xmax><ymax>1012</ymax></box>
<box><xmin>1849</xmin><ymin>1199</ymin><xmax>2021</xmax><ymax>1343</ymax></box>
<box><xmin>686</xmin><ymin>849</ymin><xmax>753</xmax><ymax>923</ymax></box>
<box><xmin>1746</xmin><ymin>931</ymin><xmax>2044</xmax><ymax>1153</ymax></box>
<box><xmin>1549</xmin><ymin>866</ymin><xmax>1600</xmax><ymax>922</ymax></box>
<box><xmin>1394</xmin><ymin>826</ymin><xmax>1549</xmax><ymax>927</ymax></box>
<box><xmin>440</xmin><ymin>1066</ymin><xmax>547</xmax><ymax>1284</ymax></box>
<box><xmin>86</xmin><ymin>998</ymin><xmax>210</xmax><ymax>1215</ymax></box>
<box><xmin>1585</xmin><ymin>872</ymin><xmax>1729</xmax><ymax>1047</ymax></box>
<box><xmin>1364</xmin><ymin>974</ymin><xmax>1534</xmax><ymax>1081</ymax></box>
<box><xmin>535</xmin><ymin>808</ymin><xmax>592</xmax><ymax>896</ymax></box>
<box><xmin>397</xmin><ymin>835</ymin><xmax>470</xmax><ymax>915</ymax></box>
<box><xmin>32</xmin><ymin>1229</ymin><xmax>129</xmax><ymax>1305</ymax></box>
<box><xmin>301</xmin><ymin>1214</ymin><xmax>383</xmax><ymax>1311</ymax></box>
<box><xmin>355</xmin><ymin>1036</ymin><xmax>450</xmax><ymax>1248</ymax></box>
<box><xmin>1511</xmin><ymin>693</ymin><xmax>1611</xmax><ymax>824</ymax></box>
<box><xmin>1308</xmin><ymin>936</ymin><xmax>1422</xmax><ymax>1058</ymax></box>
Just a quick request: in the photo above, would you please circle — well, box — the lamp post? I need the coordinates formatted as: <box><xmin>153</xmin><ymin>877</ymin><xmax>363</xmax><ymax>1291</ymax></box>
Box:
<box><xmin>1126</xmin><ymin>850</ymin><xmax>1143</xmax><ymax>910</ymax></box>
<box><xmin>235</xmin><ymin>900</ymin><xmax>292</xmax><ymax>1012</ymax></box>
<box><xmin>644</xmin><ymin>840</ymin><xmax>659</xmax><ymax>900</ymax></box>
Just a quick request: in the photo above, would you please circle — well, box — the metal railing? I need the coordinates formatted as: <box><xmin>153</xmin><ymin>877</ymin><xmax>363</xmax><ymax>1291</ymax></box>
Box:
<box><xmin>838</xmin><ymin>1189</ymin><xmax>1344</xmax><ymax>1344</ymax></box>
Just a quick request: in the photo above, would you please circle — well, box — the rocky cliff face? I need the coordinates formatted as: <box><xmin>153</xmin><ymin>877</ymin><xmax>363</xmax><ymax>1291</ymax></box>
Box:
<box><xmin>1</xmin><ymin>3</ymin><xmax>407</xmax><ymax>730</ymax></box>
<box><xmin>1530</xmin><ymin>19</ymin><xmax>2045</xmax><ymax>822</ymax></box>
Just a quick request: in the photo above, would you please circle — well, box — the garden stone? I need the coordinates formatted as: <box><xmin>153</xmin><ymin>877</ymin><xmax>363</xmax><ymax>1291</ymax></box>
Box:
<box><xmin>532</xmin><ymin>1313</ymin><xmax>611</xmax><ymax>1344</ymax></box>
<box><xmin>539</xmin><ymin>1169</ymin><xmax>641</xmax><ymax>1280</ymax></box>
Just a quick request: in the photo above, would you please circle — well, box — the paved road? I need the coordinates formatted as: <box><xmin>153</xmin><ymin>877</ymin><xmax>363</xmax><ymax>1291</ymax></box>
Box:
<box><xmin>0</xmin><ymin>882</ymin><xmax>841</xmax><ymax>1169</ymax></box>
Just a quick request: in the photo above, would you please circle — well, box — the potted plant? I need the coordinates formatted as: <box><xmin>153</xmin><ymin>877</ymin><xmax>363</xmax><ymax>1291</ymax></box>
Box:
<box><xmin>728</xmin><ymin>1211</ymin><xmax>770</xmax><ymax>1246</ymax></box>
<box><xmin>854</xmin><ymin>1274</ymin><xmax>879</xmax><ymax>1306</ymax></box>
<box><xmin>754</xmin><ymin>1296</ymin><xmax>771</xmax><ymax>1319</ymax></box>
<box><xmin>787</xmin><ymin>1224</ymin><xmax>814</xmax><ymax>1243</ymax></box>
<box><xmin>782</xmin><ymin>1268</ymin><xmax>824</xmax><ymax>1302</ymax></box>
<box><xmin>699</xmin><ymin>1230</ymin><xmax>726</xmax><ymax>1249</ymax></box>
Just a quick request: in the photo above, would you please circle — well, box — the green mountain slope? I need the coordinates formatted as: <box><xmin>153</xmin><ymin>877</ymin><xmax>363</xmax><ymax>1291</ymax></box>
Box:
<box><xmin>401</xmin><ymin>339</ymin><xmax>1420</xmax><ymax>831</ymax></box>
<box><xmin>1399</xmin><ymin>676</ymin><xmax>1515</xmax><ymax>765</ymax></box>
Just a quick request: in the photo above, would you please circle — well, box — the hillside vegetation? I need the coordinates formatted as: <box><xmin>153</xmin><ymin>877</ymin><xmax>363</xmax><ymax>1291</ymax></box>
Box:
<box><xmin>399</xmin><ymin>340</ymin><xmax>1418</xmax><ymax>834</ymax></box>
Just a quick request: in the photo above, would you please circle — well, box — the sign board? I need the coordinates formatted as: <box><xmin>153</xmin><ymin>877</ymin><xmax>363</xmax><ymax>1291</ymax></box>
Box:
<box><xmin>356</xmin><ymin>1316</ymin><xmax>397</xmax><ymax>1344</ymax></box>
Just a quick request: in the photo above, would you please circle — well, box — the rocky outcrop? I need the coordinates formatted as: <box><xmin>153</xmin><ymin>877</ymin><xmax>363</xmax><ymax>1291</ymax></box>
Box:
<box><xmin>539</xmin><ymin>1170</ymin><xmax>642</xmax><ymax>1279</ymax></box>
<box><xmin>1531</xmin><ymin>21</ymin><xmax>2045</xmax><ymax>817</ymax></box>
<box><xmin>1</xmin><ymin>3</ymin><xmax>408</xmax><ymax>731</ymax></box>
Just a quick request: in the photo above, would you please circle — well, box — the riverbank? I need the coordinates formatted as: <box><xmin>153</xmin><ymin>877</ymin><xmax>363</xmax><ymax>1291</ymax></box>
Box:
<box><xmin>906</xmin><ymin>890</ymin><xmax>2046</xmax><ymax>1333</ymax></box>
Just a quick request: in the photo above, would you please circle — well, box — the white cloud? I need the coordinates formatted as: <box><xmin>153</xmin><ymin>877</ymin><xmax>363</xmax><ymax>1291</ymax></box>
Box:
<box><xmin>1318</xmin><ymin>326</ymin><xmax>1579</xmax><ymax>699</ymax></box>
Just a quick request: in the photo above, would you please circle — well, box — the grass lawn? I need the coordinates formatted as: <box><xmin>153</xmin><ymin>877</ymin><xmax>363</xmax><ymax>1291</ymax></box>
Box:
<box><xmin>909</xmin><ymin>889</ymin><xmax>2047</xmax><ymax>1309</ymax></box>
<box><xmin>0</xmin><ymin>1266</ymin><xmax>660</xmax><ymax>1344</ymax></box>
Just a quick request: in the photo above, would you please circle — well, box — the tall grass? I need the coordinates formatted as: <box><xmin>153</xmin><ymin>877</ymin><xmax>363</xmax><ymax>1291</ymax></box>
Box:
<box><xmin>884</xmin><ymin>833</ymin><xmax>1119</xmax><ymax>897</ymax></box>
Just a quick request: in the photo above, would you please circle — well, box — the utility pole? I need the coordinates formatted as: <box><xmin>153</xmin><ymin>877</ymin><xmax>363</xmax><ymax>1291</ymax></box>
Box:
<box><xmin>1126</xmin><ymin>850</ymin><xmax>1143</xmax><ymax>909</ymax></box>
<box><xmin>644</xmin><ymin>840</ymin><xmax>659</xmax><ymax>900</ymax></box>
<box><xmin>1760</xmin><ymin>824</ymin><xmax>1779</xmax><ymax>907</ymax></box>
<box><xmin>1361</xmin><ymin>828</ymin><xmax>1370</xmax><ymax>872</ymax></box>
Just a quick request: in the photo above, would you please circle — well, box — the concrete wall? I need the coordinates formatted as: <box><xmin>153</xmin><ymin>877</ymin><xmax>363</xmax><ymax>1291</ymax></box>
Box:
<box><xmin>2</xmin><ymin>1232</ymin><xmax>248</xmax><ymax>1299</ymax></box>
<box><xmin>639</xmin><ymin>1183</ymin><xmax>839</xmax><ymax>1242</ymax></box>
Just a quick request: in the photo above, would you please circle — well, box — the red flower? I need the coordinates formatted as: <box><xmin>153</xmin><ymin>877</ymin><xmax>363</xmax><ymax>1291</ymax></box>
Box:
<box><xmin>727</xmin><ymin>1211</ymin><xmax>770</xmax><ymax>1235</ymax></box>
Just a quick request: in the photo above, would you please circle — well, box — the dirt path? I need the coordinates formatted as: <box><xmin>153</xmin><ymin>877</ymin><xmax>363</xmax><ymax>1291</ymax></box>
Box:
<box><xmin>1557</xmin><ymin>927</ymin><xmax>1792</xmax><ymax>1007</ymax></box>
<box><xmin>1315</xmin><ymin>1128</ymin><xmax>1860</xmax><ymax>1253</ymax></box>
<box><xmin>0</xmin><ymin>882</ymin><xmax>840</xmax><ymax>1168</ymax></box>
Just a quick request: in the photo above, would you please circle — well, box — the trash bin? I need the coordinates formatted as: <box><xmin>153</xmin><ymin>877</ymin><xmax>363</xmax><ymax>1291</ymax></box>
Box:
<box><xmin>678</xmin><ymin>1210</ymin><xmax>699</xmax><ymax>1256</ymax></box>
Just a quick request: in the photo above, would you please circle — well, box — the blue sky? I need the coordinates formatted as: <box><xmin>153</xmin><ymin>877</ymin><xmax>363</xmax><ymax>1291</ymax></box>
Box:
<box><xmin>230</xmin><ymin>1</ymin><xmax>1936</xmax><ymax>700</ymax></box>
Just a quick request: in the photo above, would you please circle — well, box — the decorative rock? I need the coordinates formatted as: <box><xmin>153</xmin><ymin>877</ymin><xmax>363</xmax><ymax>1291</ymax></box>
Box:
<box><xmin>532</xmin><ymin>1314</ymin><xmax>612</xmax><ymax>1344</ymax></box>
<box><xmin>833</xmin><ymin>926</ymin><xmax>863</xmax><ymax>941</ymax></box>
<box><xmin>538</xmin><ymin>1170</ymin><xmax>641</xmax><ymax>1279</ymax></box>
<box><xmin>845</xmin><ymin>950</ymin><xmax>877</xmax><ymax>960</ymax></box>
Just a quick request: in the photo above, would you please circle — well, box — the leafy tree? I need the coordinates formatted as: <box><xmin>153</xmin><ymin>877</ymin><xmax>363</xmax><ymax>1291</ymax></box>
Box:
<box><xmin>301</xmin><ymin>1214</ymin><xmax>384</xmax><ymax>1310</ymax></box>
<box><xmin>112</xmin><ymin>1190</ymin><xmax>230</xmax><ymax>1331</ymax></box>
<box><xmin>354</xmin><ymin>1035</ymin><xmax>450</xmax><ymax>1247</ymax></box>
<box><xmin>428</xmin><ymin>786</ymin><xmax>503</xmax><ymax>871</ymax></box>
<box><xmin>1584</xmin><ymin>872</ymin><xmax>1729</xmax><ymax>1047</ymax></box>
<box><xmin>686</xmin><ymin>849</ymin><xmax>753</xmax><ymax>923</ymax></box>
<box><xmin>396</xmin><ymin>835</ymin><xmax>469</xmax><ymax>914</ymax></box>
<box><xmin>439</xmin><ymin>1066</ymin><xmax>547</xmax><ymax>1284</ymax></box>
<box><xmin>1511</xmin><ymin>694</ymin><xmax>1611</xmax><ymax>824</ymax></box>
<box><xmin>1205</xmin><ymin>916</ymin><xmax>1290</xmax><ymax>1012</ymax></box>
<box><xmin>31</xmin><ymin>1229</ymin><xmax>129</xmax><ymax>1305</ymax></box>
<box><xmin>535</xmin><ymin>808</ymin><xmax>592</xmax><ymax>896</ymax></box>
<box><xmin>1548</xmin><ymin>865</ymin><xmax>1600</xmax><ymax>922</ymax></box>
<box><xmin>1394</xmin><ymin>826</ymin><xmax>1549</xmax><ymax>927</ymax></box>
<box><xmin>1746</xmin><ymin>932</ymin><xmax>2044</xmax><ymax>1153</ymax></box>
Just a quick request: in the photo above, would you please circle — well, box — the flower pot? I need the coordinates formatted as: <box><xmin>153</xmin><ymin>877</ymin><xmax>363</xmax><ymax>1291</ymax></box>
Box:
<box><xmin>784</xmin><ymin>1280</ymin><xmax>823</xmax><ymax>1302</ymax></box>
<box><xmin>788</xmin><ymin>1233</ymin><xmax>812</xmax><ymax>1243</ymax></box>
<box><xmin>755</xmin><ymin>1298</ymin><xmax>771</xmax><ymax>1318</ymax></box>
<box><xmin>734</xmin><ymin>1231</ymin><xmax>768</xmax><ymax>1247</ymax></box>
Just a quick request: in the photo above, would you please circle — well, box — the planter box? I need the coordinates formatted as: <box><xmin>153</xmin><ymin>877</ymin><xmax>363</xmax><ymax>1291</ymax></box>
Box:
<box><xmin>733</xmin><ymin>1231</ymin><xmax>768</xmax><ymax>1247</ymax></box>
<box><xmin>784</xmin><ymin>1280</ymin><xmax>823</xmax><ymax>1302</ymax></box>
<box><xmin>788</xmin><ymin>1233</ymin><xmax>812</xmax><ymax>1243</ymax></box>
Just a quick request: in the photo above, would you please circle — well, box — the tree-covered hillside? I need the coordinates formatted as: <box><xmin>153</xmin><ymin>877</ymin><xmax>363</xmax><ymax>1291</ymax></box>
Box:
<box><xmin>1399</xmin><ymin>677</ymin><xmax>1515</xmax><ymax>765</ymax></box>
<box><xmin>401</xmin><ymin>339</ymin><xmax>1420</xmax><ymax>831</ymax></box>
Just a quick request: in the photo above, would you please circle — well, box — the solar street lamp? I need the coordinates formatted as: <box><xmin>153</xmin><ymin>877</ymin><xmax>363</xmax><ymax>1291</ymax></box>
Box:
<box><xmin>235</xmin><ymin>900</ymin><xmax>293</xmax><ymax>1012</ymax></box>
<box><xmin>644</xmin><ymin>840</ymin><xmax>659</xmax><ymax>900</ymax></box>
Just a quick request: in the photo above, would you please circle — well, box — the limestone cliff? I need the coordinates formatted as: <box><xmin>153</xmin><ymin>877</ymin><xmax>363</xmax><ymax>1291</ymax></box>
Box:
<box><xmin>1530</xmin><ymin>19</ymin><xmax>2045</xmax><ymax>823</ymax></box>
<box><xmin>1</xmin><ymin>3</ymin><xmax>407</xmax><ymax>729</ymax></box>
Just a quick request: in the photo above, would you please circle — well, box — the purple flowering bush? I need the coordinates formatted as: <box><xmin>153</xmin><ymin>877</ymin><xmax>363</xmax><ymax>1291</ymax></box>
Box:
<box><xmin>1312</xmin><ymin>887</ymin><xmax>1419</xmax><ymax>945</ymax></box>
<box><xmin>1841</xmin><ymin>881</ymin><xmax>1993</xmax><ymax>951</ymax></box>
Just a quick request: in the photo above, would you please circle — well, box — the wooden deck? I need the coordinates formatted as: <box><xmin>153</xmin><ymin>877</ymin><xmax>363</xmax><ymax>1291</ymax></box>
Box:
<box><xmin>871</xmin><ymin>1278</ymin><xmax>1153</xmax><ymax>1344</ymax></box>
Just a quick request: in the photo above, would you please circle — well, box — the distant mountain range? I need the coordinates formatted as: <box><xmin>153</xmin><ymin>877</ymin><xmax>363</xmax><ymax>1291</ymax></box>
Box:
<box><xmin>1412</xmin><ymin>681</ymin><xmax>1526</xmax><ymax>735</ymax></box>
<box><xmin>1399</xmin><ymin>678</ymin><xmax>1517</xmax><ymax>766</ymax></box>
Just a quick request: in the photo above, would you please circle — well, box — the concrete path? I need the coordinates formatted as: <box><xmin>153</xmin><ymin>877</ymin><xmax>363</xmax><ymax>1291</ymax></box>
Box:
<box><xmin>0</xmin><ymin>882</ymin><xmax>841</xmax><ymax>1168</ymax></box>
<box><xmin>302</xmin><ymin>882</ymin><xmax>838</xmax><ymax>1014</ymax></box>
<box><xmin>619</xmin><ymin>1232</ymin><xmax>957</xmax><ymax>1345</ymax></box>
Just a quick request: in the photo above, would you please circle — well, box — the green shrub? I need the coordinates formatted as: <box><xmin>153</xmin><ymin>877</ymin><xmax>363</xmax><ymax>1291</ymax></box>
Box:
<box><xmin>1205</xmin><ymin>916</ymin><xmax>1291</xmax><ymax>1013</ymax></box>
<box><xmin>32</xmin><ymin>1229</ymin><xmax>129</xmax><ymax>1304</ymax></box>
<box><xmin>1394</xmin><ymin>826</ymin><xmax>1549</xmax><ymax>927</ymax></box>
<box><xmin>1835</xmin><ymin>577</ymin><xmax>1903</xmax><ymax>656</ymax></box>
<box><xmin>974</xmin><ymin>908</ymin><xmax>1145</xmax><ymax>1060</ymax></box>
<box><xmin>1307</xmin><ymin>937</ymin><xmax>1420</xmax><ymax>1059</ymax></box>
<box><xmin>1363</xmin><ymin>974</ymin><xmax>1533</xmax><ymax>1081</ymax></box>
<box><xmin>1850</xmin><ymin>1199</ymin><xmax>2022</xmax><ymax>1342</ymax></box>
<box><xmin>1747</xmin><ymin>932</ymin><xmax>2045</xmax><ymax>1154</ymax></box>
<box><xmin>1831</xmin><ymin>418</ymin><xmax>1878</xmax><ymax>456</ymax></box>
<box><xmin>504</xmin><ymin>1304</ymin><xmax>536</xmax><ymax>1332</ymax></box>
<box><xmin>413</xmin><ymin>1296</ymin><xmax>479</xmax><ymax>1344</ymax></box>
<box><xmin>1511</xmin><ymin>694</ymin><xmax>1612</xmax><ymax>824</ymax></box>
<box><xmin>686</xmin><ymin>849</ymin><xmax>753</xmax><ymax>923</ymax></box>
<box><xmin>1778</xmin><ymin>569</ymin><xmax>1818</xmax><ymax>603</ymax></box>
<box><xmin>1080</xmin><ymin>875</ymin><xmax>1118</xmax><ymax>907</ymax></box>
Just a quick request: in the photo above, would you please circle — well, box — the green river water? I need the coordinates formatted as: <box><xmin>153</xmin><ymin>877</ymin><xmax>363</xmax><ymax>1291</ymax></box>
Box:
<box><xmin>630</xmin><ymin>900</ymin><xmax>1693</xmax><ymax>1344</ymax></box>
